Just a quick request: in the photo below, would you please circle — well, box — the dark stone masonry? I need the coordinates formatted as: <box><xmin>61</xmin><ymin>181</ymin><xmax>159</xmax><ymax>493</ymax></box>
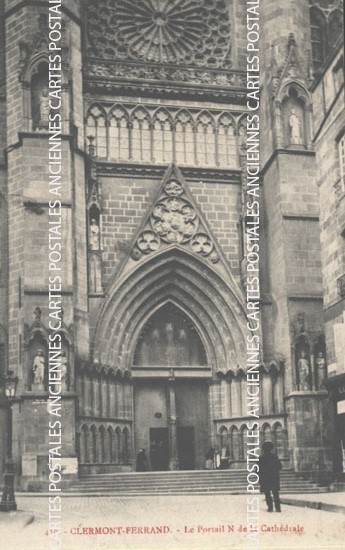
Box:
<box><xmin>0</xmin><ymin>0</ymin><xmax>344</xmax><ymax>490</ymax></box>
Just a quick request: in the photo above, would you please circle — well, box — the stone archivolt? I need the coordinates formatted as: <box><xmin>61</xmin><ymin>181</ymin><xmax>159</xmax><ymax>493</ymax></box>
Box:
<box><xmin>86</xmin><ymin>0</ymin><xmax>231</xmax><ymax>68</ymax></box>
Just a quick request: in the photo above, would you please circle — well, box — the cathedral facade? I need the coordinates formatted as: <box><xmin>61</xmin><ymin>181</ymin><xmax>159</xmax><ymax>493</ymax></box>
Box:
<box><xmin>0</xmin><ymin>0</ymin><xmax>344</xmax><ymax>490</ymax></box>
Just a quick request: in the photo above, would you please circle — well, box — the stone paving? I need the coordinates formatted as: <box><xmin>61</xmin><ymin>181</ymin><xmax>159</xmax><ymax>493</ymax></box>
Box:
<box><xmin>0</xmin><ymin>494</ymin><xmax>344</xmax><ymax>550</ymax></box>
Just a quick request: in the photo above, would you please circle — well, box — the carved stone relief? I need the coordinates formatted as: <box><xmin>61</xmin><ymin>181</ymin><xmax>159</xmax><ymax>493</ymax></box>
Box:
<box><xmin>131</xmin><ymin>177</ymin><xmax>219</xmax><ymax>264</ymax></box>
<box><xmin>86</xmin><ymin>0</ymin><xmax>232</xmax><ymax>68</ymax></box>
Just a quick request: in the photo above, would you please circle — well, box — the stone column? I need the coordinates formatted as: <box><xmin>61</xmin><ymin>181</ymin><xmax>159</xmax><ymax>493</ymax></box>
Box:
<box><xmin>221</xmin><ymin>378</ymin><xmax>231</xmax><ymax>418</ymax></box>
<box><xmin>168</xmin><ymin>372</ymin><xmax>179</xmax><ymax>470</ymax></box>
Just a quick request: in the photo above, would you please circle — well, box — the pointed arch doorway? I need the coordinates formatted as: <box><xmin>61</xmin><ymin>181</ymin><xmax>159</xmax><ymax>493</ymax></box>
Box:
<box><xmin>132</xmin><ymin>303</ymin><xmax>210</xmax><ymax>471</ymax></box>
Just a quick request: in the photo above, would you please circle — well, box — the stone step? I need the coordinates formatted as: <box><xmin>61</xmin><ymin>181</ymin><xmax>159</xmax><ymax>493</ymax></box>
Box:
<box><xmin>79</xmin><ymin>471</ymin><xmax>303</xmax><ymax>480</ymax></box>
<box><xmin>75</xmin><ymin>479</ymin><xmax>320</xmax><ymax>487</ymax></box>
<box><xmin>68</xmin><ymin>486</ymin><xmax>324</xmax><ymax>496</ymax></box>
<box><xmin>69</xmin><ymin>469</ymin><xmax>324</xmax><ymax>495</ymax></box>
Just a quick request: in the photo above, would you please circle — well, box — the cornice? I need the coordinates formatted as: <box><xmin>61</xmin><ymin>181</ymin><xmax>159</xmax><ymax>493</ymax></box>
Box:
<box><xmin>94</xmin><ymin>161</ymin><xmax>241</xmax><ymax>184</ymax></box>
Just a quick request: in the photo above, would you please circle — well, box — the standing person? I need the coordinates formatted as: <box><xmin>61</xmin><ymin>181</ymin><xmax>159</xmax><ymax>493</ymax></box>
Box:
<box><xmin>259</xmin><ymin>441</ymin><xmax>282</xmax><ymax>512</ymax></box>
<box><xmin>136</xmin><ymin>449</ymin><xmax>149</xmax><ymax>472</ymax></box>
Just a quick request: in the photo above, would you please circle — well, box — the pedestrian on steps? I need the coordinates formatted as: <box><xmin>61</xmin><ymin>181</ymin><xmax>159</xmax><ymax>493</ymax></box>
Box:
<box><xmin>259</xmin><ymin>441</ymin><xmax>282</xmax><ymax>512</ymax></box>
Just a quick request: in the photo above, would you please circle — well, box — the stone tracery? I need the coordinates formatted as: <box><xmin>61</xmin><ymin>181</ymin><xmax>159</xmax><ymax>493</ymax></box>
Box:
<box><xmin>86</xmin><ymin>0</ymin><xmax>232</xmax><ymax>68</ymax></box>
<box><xmin>131</xmin><ymin>176</ymin><xmax>219</xmax><ymax>263</ymax></box>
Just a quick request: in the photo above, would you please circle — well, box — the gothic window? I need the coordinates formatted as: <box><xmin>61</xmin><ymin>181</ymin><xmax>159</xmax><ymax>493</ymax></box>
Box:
<box><xmin>262</xmin><ymin>424</ymin><xmax>272</xmax><ymax>443</ymax></box>
<box><xmin>219</xmin><ymin>426</ymin><xmax>228</xmax><ymax>450</ymax></box>
<box><xmin>133</xmin><ymin>303</ymin><xmax>207</xmax><ymax>367</ymax></box>
<box><xmin>109</xmin><ymin>372</ymin><xmax>116</xmax><ymax>418</ymax></box>
<box><xmin>240</xmin><ymin>425</ymin><xmax>248</xmax><ymax>460</ymax></box>
<box><xmin>122</xmin><ymin>427</ymin><xmax>130</xmax><ymax>464</ymax></box>
<box><xmin>109</xmin><ymin>106</ymin><xmax>130</xmax><ymax>161</ymax></box>
<box><xmin>80</xmin><ymin>425</ymin><xmax>89</xmax><ymax>463</ymax></box>
<box><xmin>89</xmin><ymin>373</ymin><xmax>94</xmax><ymax>416</ymax></box>
<box><xmin>86</xmin><ymin>106</ymin><xmax>107</xmax><ymax>158</ymax></box>
<box><xmin>115</xmin><ymin>427</ymin><xmax>122</xmax><ymax>463</ymax></box>
<box><xmin>152</xmin><ymin>109</ymin><xmax>173</xmax><ymax>163</ymax></box>
<box><xmin>230</xmin><ymin>426</ymin><xmax>240</xmax><ymax>460</ymax></box>
<box><xmin>107</xmin><ymin>427</ymin><xmax>114</xmax><ymax>463</ymax></box>
<box><xmin>131</xmin><ymin>107</ymin><xmax>151</xmax><ymax>162</ymax></box>
<box><xmin>196</xmin><ymin>112</ymin><xmax>216</xmax><ymax>166</ymax></box>
<box><xmin>273</xmin><ymin>423</ymin><xmax>286</xmax><ymax>459</ymax></box>
<box><xmin>175</xmin><ymin>111</ymin><xmax>195</xmax><ymax>165</ymax></box>
<box><xmin>90</xmin><ymin>425</ymin><xmax>97</xmax><ymax>463</ymax></box>
<box><xmin>99</xmin><ymin>425</ymin><xmax>105</xmax><ymax>463</ymax></box>
<box><xmin>310</xmin><ymin>8</ymin><xmax>327</xmax><ymax>72</ymax></box>
<box><xmin>218</xmin><ymin>113</ymin><xmax>235</xmax><ymax>166</ymax></box>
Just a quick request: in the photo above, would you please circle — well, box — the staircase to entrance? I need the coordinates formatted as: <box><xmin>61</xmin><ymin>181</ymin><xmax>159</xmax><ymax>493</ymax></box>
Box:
<box><xmin>68</xmin><ymin>469</ymin><xmax>327</xmax><ymax>496</ymax></box>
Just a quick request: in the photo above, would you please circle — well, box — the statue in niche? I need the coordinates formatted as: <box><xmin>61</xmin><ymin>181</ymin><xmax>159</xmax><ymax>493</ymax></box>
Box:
<box><xmin>288</xmin><ymin>108</ymin><xmax>302</xmax><ymax>145</ymax></box>
<box><xmin>89</xmin><ymin>218</ymin><xmax>100</xmax><ymax>250</ymax></box>
<box><xmin>315</xmin><ymin>352</ymin><xmax>326</xmax><ymax>388</ymax></box>
<box><xmin>298</xmin><ymin>350</ymin><xmax>311</xmax><ymax>391</ymax></box>
<box><xmin>32</xmin><ymin>349</ymin><xmax>46</xmax><ymax>389</ymax></box>
<box><xmin>61</xmin><ymin>350</ymin><xmax>68</xmax><ymax>390</ymax></box>
<box><xmin>38</xmin><ymin>87</ymin><xmax>50</xmax><ymax>130</ymax></box>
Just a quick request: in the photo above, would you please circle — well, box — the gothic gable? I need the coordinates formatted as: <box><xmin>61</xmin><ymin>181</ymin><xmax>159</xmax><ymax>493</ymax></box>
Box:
<box><xmin>116</xmin><ymin>164</ymin><xmax>240</xmax><ymax>290</ymax></box>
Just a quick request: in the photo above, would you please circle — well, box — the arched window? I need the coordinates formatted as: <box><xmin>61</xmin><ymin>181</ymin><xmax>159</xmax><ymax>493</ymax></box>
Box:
<box><xmin>262</xmin><ymin>424</ymin><xmax>272</xmax><ymax>444</ymax></box>
<box><xmin>196</xmin><ymin>112</ymin><xmax>216</xmax><ymax>166</ymax></box>
<box><xmin>89</xmin><ymin>373</ymin><xmax>95</xmax><ymax>416</ymax></box>
<box><xmin>240</xmin><ymin>425</ymin><xmax>248</xmax><ymax>460</ymax></box>
<box><xmin>310</xmin><ymin>8</ymin><xmax>327</xmax><ymax>72</ymax></box>
<box><xmin>90</xmin><ymin>425</ymin><xmax>97</xmax><ymax>463</ymax></box>
<box><xmin>80</xmin><ymin>425</ymin><xmax>89</xmax><ymax>463</ymax></box>
<box><xmin>115</xmin><ymin>427</ymin><xmax>122</xmax><ymax>463</ymax></box>
<box><xmin>219</xmin><ymin>426</ymin><xmax>228</xmax><ymax>450</ymax></box>
<box><xmin>99</xmin><ymin>425</ymin><xmax>105</xmax><ymax>463</ymax></box>
<box><xmin>273</xmin><ymin>423</ymin><xmax>286</xmax><ymax>459</ymax></box>
<box><xmin>230</xmin><ymin>426</ymin><xmax>240</xmax><ymax>460</ymax></box>
<box><xmin>133</xmin><ymin>303</ymin><xmax>207</xmax><ymax>367</ymax></box>
<box><xmin>122</xmin><ymin>427</ymin><xmax>130</xmax><ymax>464</ymax></box>
<box><xmin>175</xmin><ymin>110</ymin><xmax>195</xmax><ymax>165</ymax></box>
<box><xmin>153</xmin><ymin>109</ymin><xmax>173</xmax><ymax>163</ymax></box>
<box><xmin>107</xmin><ymin>427</ymin><xmax>114</xmax><ymax>463</ymax></box>
<box><xmin>131</xmin><ymin>107</ymin><xmax>151</xmax><ymax>162</ymax></box>
<box><xmin>217</xmin><ymin>113</ymin><xmax>235</xmax><ymax>167</ymax></box>
<box><xmin>86</xmin><ymin>106</ymin><xmax>107</xmax><ymax>158</ymax></box>
<box><xmin>109</xmin><ymin>106</ymin><xmax>129</xmax><ymax>161</ymax></box>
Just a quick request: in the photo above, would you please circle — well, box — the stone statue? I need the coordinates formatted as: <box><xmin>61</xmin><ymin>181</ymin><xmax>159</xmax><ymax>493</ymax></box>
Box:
<box><xmin>38</xmin><ymin>87</ymin><xmax>50</xmax><ymax>129</ymax></box>
<box><xmin>289</xmin><ymin>108</ymin><xmax>302</xmax><ymax>145</ymax></box>
<box><xmin>315</xmin><ymin>352</ymin><xmax>326</xmax><ymax>388</ymax></box>
<box><xmin>298</xmin><ymin>350</ymin><xmax>311</xmax><ymax>391</ymax></box>
<box><xmin>32</xmin><ymin>349</ymin><xmax>45</xmax><ymax>388</ymax></box>
<box><xmin>90</xmin><ymin>218</ymin><xmax>100</xmax><ymax>250</ymax></box>
<box><xmin>61</xmin><ymin>350</ymin><xmax>68</xmax><ymax>390</ymax></box>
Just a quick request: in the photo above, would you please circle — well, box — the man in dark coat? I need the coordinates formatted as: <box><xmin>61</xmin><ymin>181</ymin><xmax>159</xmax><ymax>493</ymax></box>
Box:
<box><xmin>136</xmin><ymin>449</ymin><xmax>149</xmax><ymax>472</ymax></box>
<box><xmin>259</xmin><ymin>441</ymin><xmax>282</xmax><ymax>512</ymax></box>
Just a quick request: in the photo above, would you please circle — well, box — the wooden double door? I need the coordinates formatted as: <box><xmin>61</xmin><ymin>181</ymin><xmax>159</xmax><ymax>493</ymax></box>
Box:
<box><xmin>134</xmin><ymin>379</ymin><xmax>208</xmax><ymax>470</ymax></box>
<box><xmin>149</xmin><ymin>426</ymin><xmax>195</xmax><ymax>470</ymax></box>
